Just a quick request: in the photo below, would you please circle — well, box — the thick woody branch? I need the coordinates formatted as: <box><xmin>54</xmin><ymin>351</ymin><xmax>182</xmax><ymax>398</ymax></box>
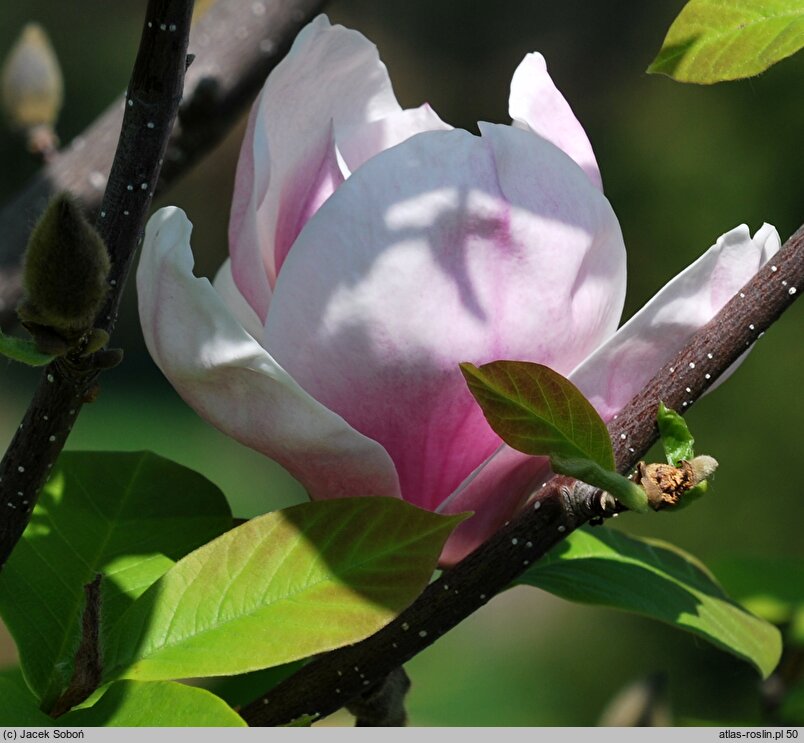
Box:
<box><xmin>0</xmin><ymin>0</ymin><xmax>327</xmax><ymax>328</ymax></box>
<box><xmin>241</xmin><ymin>224</ymin><xmax>803</xmax><ymax>726</ymax></box>
<box><xmin>0</xmin><ymin>0</ymin><xmax>193</xmax><ymax>568</ymax></box>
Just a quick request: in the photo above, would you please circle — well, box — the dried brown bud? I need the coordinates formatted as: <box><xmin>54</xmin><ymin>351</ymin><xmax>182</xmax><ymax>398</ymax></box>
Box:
<box><xmin>634</xmin><ymin>455</ymin><xmax>718</xmax><ymax>511</ymax></box>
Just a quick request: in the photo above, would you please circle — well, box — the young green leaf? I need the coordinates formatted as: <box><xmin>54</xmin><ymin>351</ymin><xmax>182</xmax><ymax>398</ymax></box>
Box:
<box><xmin>460</xmin><ymin>361</ymin><xmax>614</xmax><ymax>469</ymax></box>
<box><xmin>656</xmin><ymin>402</ymin><xmax>708</xmax><ymax>508</ymax></box>
<box><xmin>657</xmin><ymin>401</ymin><xmax>696</xmax><ymax>464</ymax></box>
<box><xmin>550</xmin><ymin>455</ymin><xmax>649</xmax><ymax>513</ymax></box>
<box><xmin>648</xmin><ymin>0</ymin><xmax>804</xmax><ymax>83</ymax></box>
<box><xmin>0</xmin><ymin>451</ymin><xmax>232</xmax><ymax>709</ymax></box>
<box><xmin>59</xmin><ymin>681</ymin><xmax>245</xmax><ymax>727</ymax></box>
<box><xmin>0</xmin><ymin>328</ymin><xmax>56</xmax><ymax>365</ymax></box>
<box><xmin>515</xmin><ymin>527</ymin><xmax>782</xmax><ymax>678</ymax></box>
<box><xmin>104</xmin><ymin>498</ymin><xmax>464</xmax><ymax>682</ymax></box>
<box><xmin>0</xmin><ymin>678</ymin><xmax>54</xmax><ymax>726</ymax></box>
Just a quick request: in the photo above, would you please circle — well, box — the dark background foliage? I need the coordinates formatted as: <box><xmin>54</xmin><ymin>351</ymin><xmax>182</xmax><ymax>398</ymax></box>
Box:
<box><xmin>0</xmin><ymin>0</ymin><xmax>801</xmax><ymax>725</ymax></box>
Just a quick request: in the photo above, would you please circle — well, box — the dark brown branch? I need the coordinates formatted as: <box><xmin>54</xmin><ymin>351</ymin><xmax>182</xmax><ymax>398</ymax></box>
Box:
<box><xmin>242</xmin><ymin>224</ymin><xmax>804</xmax><ymax>726</ymax></box>
<box><xmin>0</xmin><ymin>0</ymin><xmax>193</xmax><ymax>569</ymax></box>
<box><xmin>0</xmin><ymin>0</ymin><xmax>327</xmax><ymax>329</ymax></box>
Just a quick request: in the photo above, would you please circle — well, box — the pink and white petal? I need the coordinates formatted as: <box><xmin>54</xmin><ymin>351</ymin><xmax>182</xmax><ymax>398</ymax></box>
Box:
<box><xmin>509</xmin><ymin>53</ymin><xmax>602</xmax><ymax>190</ymax></box>
<box><xmin>479</xmin><ymin>122</ymin><xmax>625</xmax><ymax>352</ymax></box>
<box><xmin>212</xmin><ymin>258</ymin><xmax>264</xmax><ymax>341</ymax></box>
<box><xmin>138</xmin><ymin>207</ymin><xmax>402</xmax><ymax>502</ymax></box>
<box><xmin>264</xmin><ymin>126</ymin><xmax>625</xmax><ymax>512</ymax></box>
<box><xmin>570</xmin><ymin>223</ymin><xmax>781</xmax><ymax>421</ymax></box>
<box><xmin>436</xmin><ymin>445</ymin><xmax>552</xmax><ymax>565</ymax></box>
<box><xmin>337</xmin><ymin>103</ymin><xmax>452</xmax><ymax>176</ymax></box>
<box><xmin>228</xmin><ymin>14</ymin><xmax>407</xmax><ymax>321</ymax></box>
<box><xmin>272</xmin><ymin>122</ymin><xmax>345</xmax><ymax>276</ymax></box>
<box><xmin>227</xmin><ymin>90</ymin><xmax>273</xmax><ymax>322</ymax></box>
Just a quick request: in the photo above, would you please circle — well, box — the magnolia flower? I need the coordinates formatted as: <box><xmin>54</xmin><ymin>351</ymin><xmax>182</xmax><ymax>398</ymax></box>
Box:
<box><xmin>137</xmin><ymin>16</ymin><xmax>779</xmax><ymax>564</ymax></box>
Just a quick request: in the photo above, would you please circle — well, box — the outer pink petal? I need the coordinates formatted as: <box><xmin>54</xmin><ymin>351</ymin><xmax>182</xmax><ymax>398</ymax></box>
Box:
<box><xmin>137</xmin><ymin>207</ymin><xmax>401</xmax><ymax>502</ymax></box>
<box><xmin>229</xmin><ymin>15</ymin><xmax>440</xmax><ymax>321</ymax></box>
<box><xmin>509</xmin><ymin>52</ymin><xmax>602</xmax><ymax>190</ymax></box>
<box><xmin>570</xmin><ymin>223</ymin><xmax>781</xmax><ymax>421</ymax></box>
<box><xmin>264</xmin><ymin>125</ymin><xmax>625</xmax><ymax>513</ymax></box>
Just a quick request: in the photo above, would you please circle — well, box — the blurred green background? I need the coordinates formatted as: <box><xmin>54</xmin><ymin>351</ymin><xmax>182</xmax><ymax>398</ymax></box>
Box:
<box><xmin>0</xmin><ymin>0</ymin><xmax>802</xmax><ymax>726</ymax></box>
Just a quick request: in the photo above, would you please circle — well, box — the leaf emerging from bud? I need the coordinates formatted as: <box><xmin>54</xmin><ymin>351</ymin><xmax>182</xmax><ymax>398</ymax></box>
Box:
<box><xmin>18</xmin><ymin>194</ymin><xmax>110</xmax><ymax>341</ymax></box>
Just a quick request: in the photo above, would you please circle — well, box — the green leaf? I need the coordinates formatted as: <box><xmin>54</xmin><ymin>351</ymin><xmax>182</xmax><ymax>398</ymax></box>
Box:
<box><xmin>59</xmin><ymin>681</ymin><xmax>245</xmax><ymax>727</ymax></box>
<box><xmin>648</xmin><ymin>0</ymin><xmax>804</xmax><ymax>83</ymax></box>
<box><xmin>0</xmin><ymin>678</ymin><xmax>54</xmax><ymax>726</ymax></box>
<box><xmin>515</xmin><ymin>527</ymin><xmax>782</xmax><ymax>678</ymax></box>
<box><xmin>657</xmin><ymin>401</ymin><xmax>696</xmax><ymax>464</ymax></box>
<box><xmin>0</xmin><ymin>329</ymin><xmax>56</xmax><ymax>365</ymax></box>
<box><xmin>551</xmin><ymin>455</ymin><xmax>649</xmax><ymax>513</ymax></box>
<box><xmin>104</xmin><ymin>498</ymin><xmax>464</xmax><ymax>682</ymax></box>
<box><xmin>0</xmin><ymin>451</ymin><xmax>232</xmax><ymax>708</ymax></box>
<box><xmin>461</xmin><ymin>361</ymin><xmax>614</xmax><ymax>469</ymax></box>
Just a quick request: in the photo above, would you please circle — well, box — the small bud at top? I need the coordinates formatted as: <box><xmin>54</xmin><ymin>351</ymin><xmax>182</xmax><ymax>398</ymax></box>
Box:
<box><xmin>1</xmin><ymin>23</ymin><xmax>63</xmax><ymax>155</ymax></box>
<box><xmin>18</xmin><ymin>194</ymin><xmax>111</xmax><ymax>342</ymax></box>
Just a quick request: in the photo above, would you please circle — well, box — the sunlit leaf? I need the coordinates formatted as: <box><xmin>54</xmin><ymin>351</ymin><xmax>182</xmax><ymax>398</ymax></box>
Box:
<box><xmin>104</xmin><ymin>498</ymin><xmax>464</xmax><ymax>681</ymax></box>
<box><xmin>648</xmin><ymin>0</ymin><xmax>804</xmax><ymax>83</ymax></box>
<box><xmin>59</xmin><ymin>681</ymin><xmax>245</xmax><ymax>727</ymax></box>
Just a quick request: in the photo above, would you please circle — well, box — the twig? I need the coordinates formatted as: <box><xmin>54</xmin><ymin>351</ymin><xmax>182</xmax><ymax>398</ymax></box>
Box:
<box><xmin>0</xmin><ymin>0</ymin><xmax>327</xmax><ymax>329</ymax></box>
<box><xmin>0</xmin><ymin>0</ymin><xmax>193</xmax><ymax>568</ymax></box>
<box><xmin>241</xmin><ymin>224</ymin><xmax>803</xmax><ymax>726</ymax></box>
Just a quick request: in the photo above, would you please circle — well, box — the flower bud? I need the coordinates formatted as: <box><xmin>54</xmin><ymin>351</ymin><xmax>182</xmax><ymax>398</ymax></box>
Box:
<box><xmin>1</xmin><ymin>23</ymin><xmax>63</xmax><ymax>155</ymax></box>
<box><xmin>17</xmin><ymin>194</ymin><xmax>110</xmax><ymax>343</ymax></box>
